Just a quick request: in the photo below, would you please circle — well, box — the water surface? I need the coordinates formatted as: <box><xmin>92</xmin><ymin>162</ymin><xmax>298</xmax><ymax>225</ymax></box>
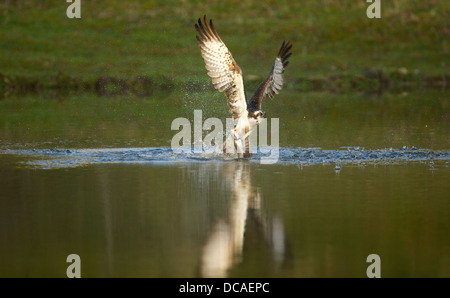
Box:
<box><xmin>0</xmin><ymin>89</ymin><xmax>449</xmax><ymax>277</ymax></box>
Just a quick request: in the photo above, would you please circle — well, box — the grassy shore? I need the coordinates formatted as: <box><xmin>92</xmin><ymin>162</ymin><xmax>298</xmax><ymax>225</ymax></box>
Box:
<box><xmin>0</xmin><ymin>0</ymin><xmax>448</xmax><ymax>93</ymax></box>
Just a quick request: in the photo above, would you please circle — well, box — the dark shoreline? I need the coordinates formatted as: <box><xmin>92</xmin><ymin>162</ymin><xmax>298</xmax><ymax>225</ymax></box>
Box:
<box><xmin>0</xmin><ymin>69</ymin><xmax>447</xmax><ymax>98</ymax></box>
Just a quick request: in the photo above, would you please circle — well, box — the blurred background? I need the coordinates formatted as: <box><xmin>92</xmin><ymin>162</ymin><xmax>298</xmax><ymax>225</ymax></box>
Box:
<box><xmin>0</xmin><ymin>0</ymin><xmax>448</xmax><ymax>92</ymax></box>
<box><xmin>0</xmin><ymin>0</ymin><xmax>448</xmax><ymax>149</ymax></box>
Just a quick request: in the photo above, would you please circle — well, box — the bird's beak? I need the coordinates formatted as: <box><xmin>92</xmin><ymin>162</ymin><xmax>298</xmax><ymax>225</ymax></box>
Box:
<box><xmin>262</xmin><ymin>111</ymin><xmax>266</xmax><ymax>118</ymax></box>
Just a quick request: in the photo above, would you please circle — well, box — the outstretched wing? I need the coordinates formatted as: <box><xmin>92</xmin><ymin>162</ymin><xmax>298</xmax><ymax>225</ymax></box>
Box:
<box><xmin>195</xmin><ymin>16</ymin><xmax>247</xmax><ymax>120</ymax></box>
<box><xmin>248</xmin><ymin>40</ymin><xmax>292</xmax><ymax>112</ymax></box>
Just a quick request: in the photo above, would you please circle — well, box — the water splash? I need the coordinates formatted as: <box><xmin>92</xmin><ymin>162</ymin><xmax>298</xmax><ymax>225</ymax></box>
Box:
<box><xmin>1</xmin><ymin>147</ymin><xmax>449</xmax><ymax>169</ymax></box>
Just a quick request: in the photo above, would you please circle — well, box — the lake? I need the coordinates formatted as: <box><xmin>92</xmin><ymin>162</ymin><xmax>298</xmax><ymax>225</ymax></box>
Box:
<box><xmin>0</xmin><ymin>89</ymin><xmax>449</xmax><ymax>277</ymax></box>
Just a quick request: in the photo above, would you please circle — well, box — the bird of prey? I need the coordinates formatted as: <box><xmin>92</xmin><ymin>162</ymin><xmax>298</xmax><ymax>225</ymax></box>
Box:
<box><xmin>195</xmin><ymin>16</ymin><xmax>292</xmax><ymax>157</ymax></box>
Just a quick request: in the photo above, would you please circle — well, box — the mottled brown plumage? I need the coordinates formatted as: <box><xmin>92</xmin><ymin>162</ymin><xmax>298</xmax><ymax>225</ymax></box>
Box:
<box><xmin>195</xmin><ymin>16</ymin><xmax>292</xmax><ymax>156</ymax></box>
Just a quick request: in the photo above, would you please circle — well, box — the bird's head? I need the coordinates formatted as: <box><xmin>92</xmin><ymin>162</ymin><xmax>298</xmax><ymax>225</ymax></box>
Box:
<box><xmin>250</xmin><ymin>110</ymin><xmax>266</xmax><ymax>119</ymax></box>
<box><xmin>249</xmin><ymin>110</ymin><xmax>266</xmax><ymax>125</ymax></box>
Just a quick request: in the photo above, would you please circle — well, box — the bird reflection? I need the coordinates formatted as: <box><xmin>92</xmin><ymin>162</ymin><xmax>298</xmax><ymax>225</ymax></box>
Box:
<box><xmin>200</xmin><ymin>161</ymin><xmax>285</xmax><ymax>277</ymax></box>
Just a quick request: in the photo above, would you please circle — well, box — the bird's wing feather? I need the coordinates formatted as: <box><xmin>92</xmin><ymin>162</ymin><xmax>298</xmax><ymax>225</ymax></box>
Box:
<box><xmin>196</xmin><ymin>16</ymin><xmax>247</xmax><ymax>120</ymax></box>
<box><xmin>248</xmin><ymin>41</ymin><xmax>292</xmax><ymax>111</ymax></box>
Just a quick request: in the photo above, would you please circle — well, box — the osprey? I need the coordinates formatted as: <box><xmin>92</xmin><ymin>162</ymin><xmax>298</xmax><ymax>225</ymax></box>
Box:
<box><xmin>195</xmin><ymin>16</ymin><xmax>292</xmax><ymax>157</ymax></box>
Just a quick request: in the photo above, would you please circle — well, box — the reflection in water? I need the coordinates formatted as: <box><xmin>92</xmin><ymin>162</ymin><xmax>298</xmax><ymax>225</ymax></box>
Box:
<box><xmin>0</xmin><ymin>154</ymin><xmax>448</xmax><ymax>277</ymax></box>
<box><xmin>200</xmin><ymin>162</ymin><xmax>285</xmax><ymax>277</ymax></box>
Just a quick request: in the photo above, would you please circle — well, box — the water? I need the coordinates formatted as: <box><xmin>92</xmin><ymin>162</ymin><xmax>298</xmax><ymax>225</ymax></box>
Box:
<box><xmin>1</xmin><ymin>147</ymin><xmax>449</xmax><ymax>169</ymax></box>
<box><xmin>0</xmin><ymin>90</ymin><xmax>449</xmax><ymax>277</ymax></box>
